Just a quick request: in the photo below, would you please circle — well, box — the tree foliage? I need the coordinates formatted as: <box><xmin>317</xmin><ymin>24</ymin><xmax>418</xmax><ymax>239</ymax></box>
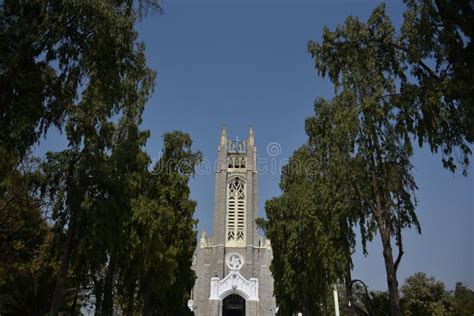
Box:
<box><xmin>129</xmin><ymin>131</ymin><xmax>201</xmax><ymax>315</ymax></box>
<box><xmin>401</xmin><ymin>272</ymin><xmax>451</xmax><ymax>315</ymax></box>
<box><xmin>309</xmin><ymin>0</ymin><xmax>473</xmax><ymax>175</ymax></box>
<box><xmin>0</xmin><ymin>160</ymin><xmax>58</xmax><ymax>315</ymax></box>
<box><xmin>1</xmin><ymin>0</ymin><xmax>155</xmax><ymax>177</ymax></box>
<box><xmin>451</xmin><ymin>282</ymin><xmax>474</xmax><ymax>315</ymax></box>
<box><xmin>330</xmin><ymin>273</ymin><xmax>474</xmax><ymax>316</ymax></box>
<box><xmin>261</xmin><ymin>98</ymin><xmax>361</xmax><ymax>315</ymax></box>
<box><xmin>400</xmin><ymin>273</ymin><xmax>474</xmax><ymax>316</ymax></box>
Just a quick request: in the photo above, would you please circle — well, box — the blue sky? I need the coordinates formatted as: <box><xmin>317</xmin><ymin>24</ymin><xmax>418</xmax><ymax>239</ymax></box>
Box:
<box><xmin>37</xmin><ymin>0</ymin><xmax>473</xmax><ymax>292</ymax></box>
<box><xmin>133</xmin><ymin>0</ymin><xmax>473</xmax><ymax>291</ymax></box>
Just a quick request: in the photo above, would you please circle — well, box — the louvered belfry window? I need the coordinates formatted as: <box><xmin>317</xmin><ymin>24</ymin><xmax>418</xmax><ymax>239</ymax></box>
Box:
<box><xmin>226</xmin><ymin>178</ymin><xmax>245</xmax><ymax>243</ymax></box>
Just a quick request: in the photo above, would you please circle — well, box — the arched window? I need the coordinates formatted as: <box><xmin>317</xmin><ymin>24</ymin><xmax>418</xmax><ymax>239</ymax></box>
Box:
<box><xmin>226</xmin><ymin>178</ymin><xmax>245</xmax><ymax>243</ymax></box>
<box><xmin>227</xmin><ymin>156</ymin><xmax>246</xmax><ymax>169</ymax></box>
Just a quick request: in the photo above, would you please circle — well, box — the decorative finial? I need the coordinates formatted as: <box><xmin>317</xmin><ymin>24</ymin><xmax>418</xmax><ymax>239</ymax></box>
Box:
<box><xmin>220</xmin><ymin>124</ymin><xmax>227</xmax><ymax>146</ymax></box>
<box><xmin>248</xmin><ymin>125</ymin><xmax>254</xmax><ymax>146</ymax></box>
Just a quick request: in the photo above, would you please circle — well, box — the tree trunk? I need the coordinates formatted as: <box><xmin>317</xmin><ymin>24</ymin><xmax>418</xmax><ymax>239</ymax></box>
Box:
<box><xmin>71</xmin><ymin>280</ymin><xmax>81</xmax><ymax>316</ymax></box>
<box><xmin>142</xmin><ymin>281</ymin><xmax>152</xmax><ymax>316</ymax></box>
<box><xmin>103</xmin><ymin>252</ymin><xmax>116</xmax><ymax>315</ymax></box>
<box><xmin>322</xmin><ymin>289</ymin><xmax>328</xmax><ymax>316</ymax></box>
<box><xmin>365</xmin><ymin>118</ymin><xmax>402</xmax><ymax>316</ymax></box>
<box><xmin>126</xmin><ymin>282</ymin><xmax>136</xmax><ymax>316</ymax></box>
<box><xmin>50</xmin><ymin>215</ymin><xmax>76</xmax><ymax>316</ymax></box>
<box><xmin>345</xmin><ymin>269</ymin><xmax>355</xmax><ymax>316</ymax></box>
<box><xmin>93</xmin><ymin>277</ymin><xmax>103</xmax><ymax>315</ymax></box>
<box><xmin>379</xmin><ymin>227</ymin><xmax>401</xmax><ymax>316</ymax></box>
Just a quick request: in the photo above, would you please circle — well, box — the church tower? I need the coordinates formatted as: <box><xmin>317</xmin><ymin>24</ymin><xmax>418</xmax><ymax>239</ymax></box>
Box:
<box><xmin>190</xmin><ymin>127</ymin><xmax>276</xmax><ymax>316</ymax></box>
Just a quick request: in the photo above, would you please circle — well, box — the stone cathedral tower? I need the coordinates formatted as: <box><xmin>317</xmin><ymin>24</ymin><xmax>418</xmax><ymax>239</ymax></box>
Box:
<box><xmin>190</xmin><ymin>127</ymin><xmax>276</xmax><ymax>316</ymax></box>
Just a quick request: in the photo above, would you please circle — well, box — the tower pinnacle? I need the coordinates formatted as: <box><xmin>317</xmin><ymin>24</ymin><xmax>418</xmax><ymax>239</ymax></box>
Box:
<box><xmin>249</xmin><ymin>125</ymin><xmax>254</xmax><ymax>146</ymax></box>
<box><xmin>220</xmin><ymin>124</ymin><xmax>227</xmax><ymax>146</ymax></box>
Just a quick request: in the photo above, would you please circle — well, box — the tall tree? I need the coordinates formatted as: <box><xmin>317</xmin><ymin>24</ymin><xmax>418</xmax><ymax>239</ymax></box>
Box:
<box><xmin>305</xmin><ymin>2</ymin><xmax>474</xmax><ymax>313</ymax></box>
<box><xmin>29</xmin><ymin>0</ymin><xmax>158</xmax><ymax>312</ymax></box>
<box><xmin>308</xmin><ymin>6</ymin><xmax>423</xmax><ymax>315</ymax></box>
<box><xmin>1</xmin><ymin>1</ymin><xmax>209</xmax><ymax>314</ymax></box>
<box><xmin>104</xmin><ymin>109</ymin><xmax>151</xmax><ymax>315</ymax></box>
<box><xmin>2</xmin><ymin>2</ymin><xmax>157</xmax><ymax>313</ymax></box>
<box><xmin>128</xmin><ymin>131</ymin><xmax>201</xmax><ymax>315</ymax></box>
<box><xmin>261</xmin><ymin>97</ymin><xmax>361</xmax><ymax>315</ymax></box>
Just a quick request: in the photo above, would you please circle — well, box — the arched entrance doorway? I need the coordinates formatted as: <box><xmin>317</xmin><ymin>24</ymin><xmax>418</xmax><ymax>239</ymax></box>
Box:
<box><xmin>222</xmin><ymin>294</ymin><xmax>246</xmax><ymax>316</ymax></box>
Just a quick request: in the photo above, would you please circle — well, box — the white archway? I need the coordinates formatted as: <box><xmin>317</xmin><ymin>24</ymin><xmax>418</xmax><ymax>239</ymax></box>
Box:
<box><xmin>209</xmin><ymin>271</ymin><xmax>259</xmax><ymax>301</ymax></box>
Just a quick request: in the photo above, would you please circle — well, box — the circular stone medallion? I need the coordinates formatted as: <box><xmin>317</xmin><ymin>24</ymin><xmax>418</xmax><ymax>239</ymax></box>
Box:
<box><xmin>226</xmin><ymin>253</ymin><xmax>244</xmax><ymax>270</ymax></box>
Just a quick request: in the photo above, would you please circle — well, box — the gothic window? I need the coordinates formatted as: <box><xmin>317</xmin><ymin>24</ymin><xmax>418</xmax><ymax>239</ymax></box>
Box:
<box><xmin>226</xmin><ymin>178</ymin><xmax>245</xmax><ymax>243</ymax></box>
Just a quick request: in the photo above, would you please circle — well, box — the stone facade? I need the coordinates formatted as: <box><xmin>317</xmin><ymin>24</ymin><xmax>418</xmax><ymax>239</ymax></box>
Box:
<box><xmin>190</xmin><ymin>127</ymin><xmax>276</xmax><ymax>316</ymax></box>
